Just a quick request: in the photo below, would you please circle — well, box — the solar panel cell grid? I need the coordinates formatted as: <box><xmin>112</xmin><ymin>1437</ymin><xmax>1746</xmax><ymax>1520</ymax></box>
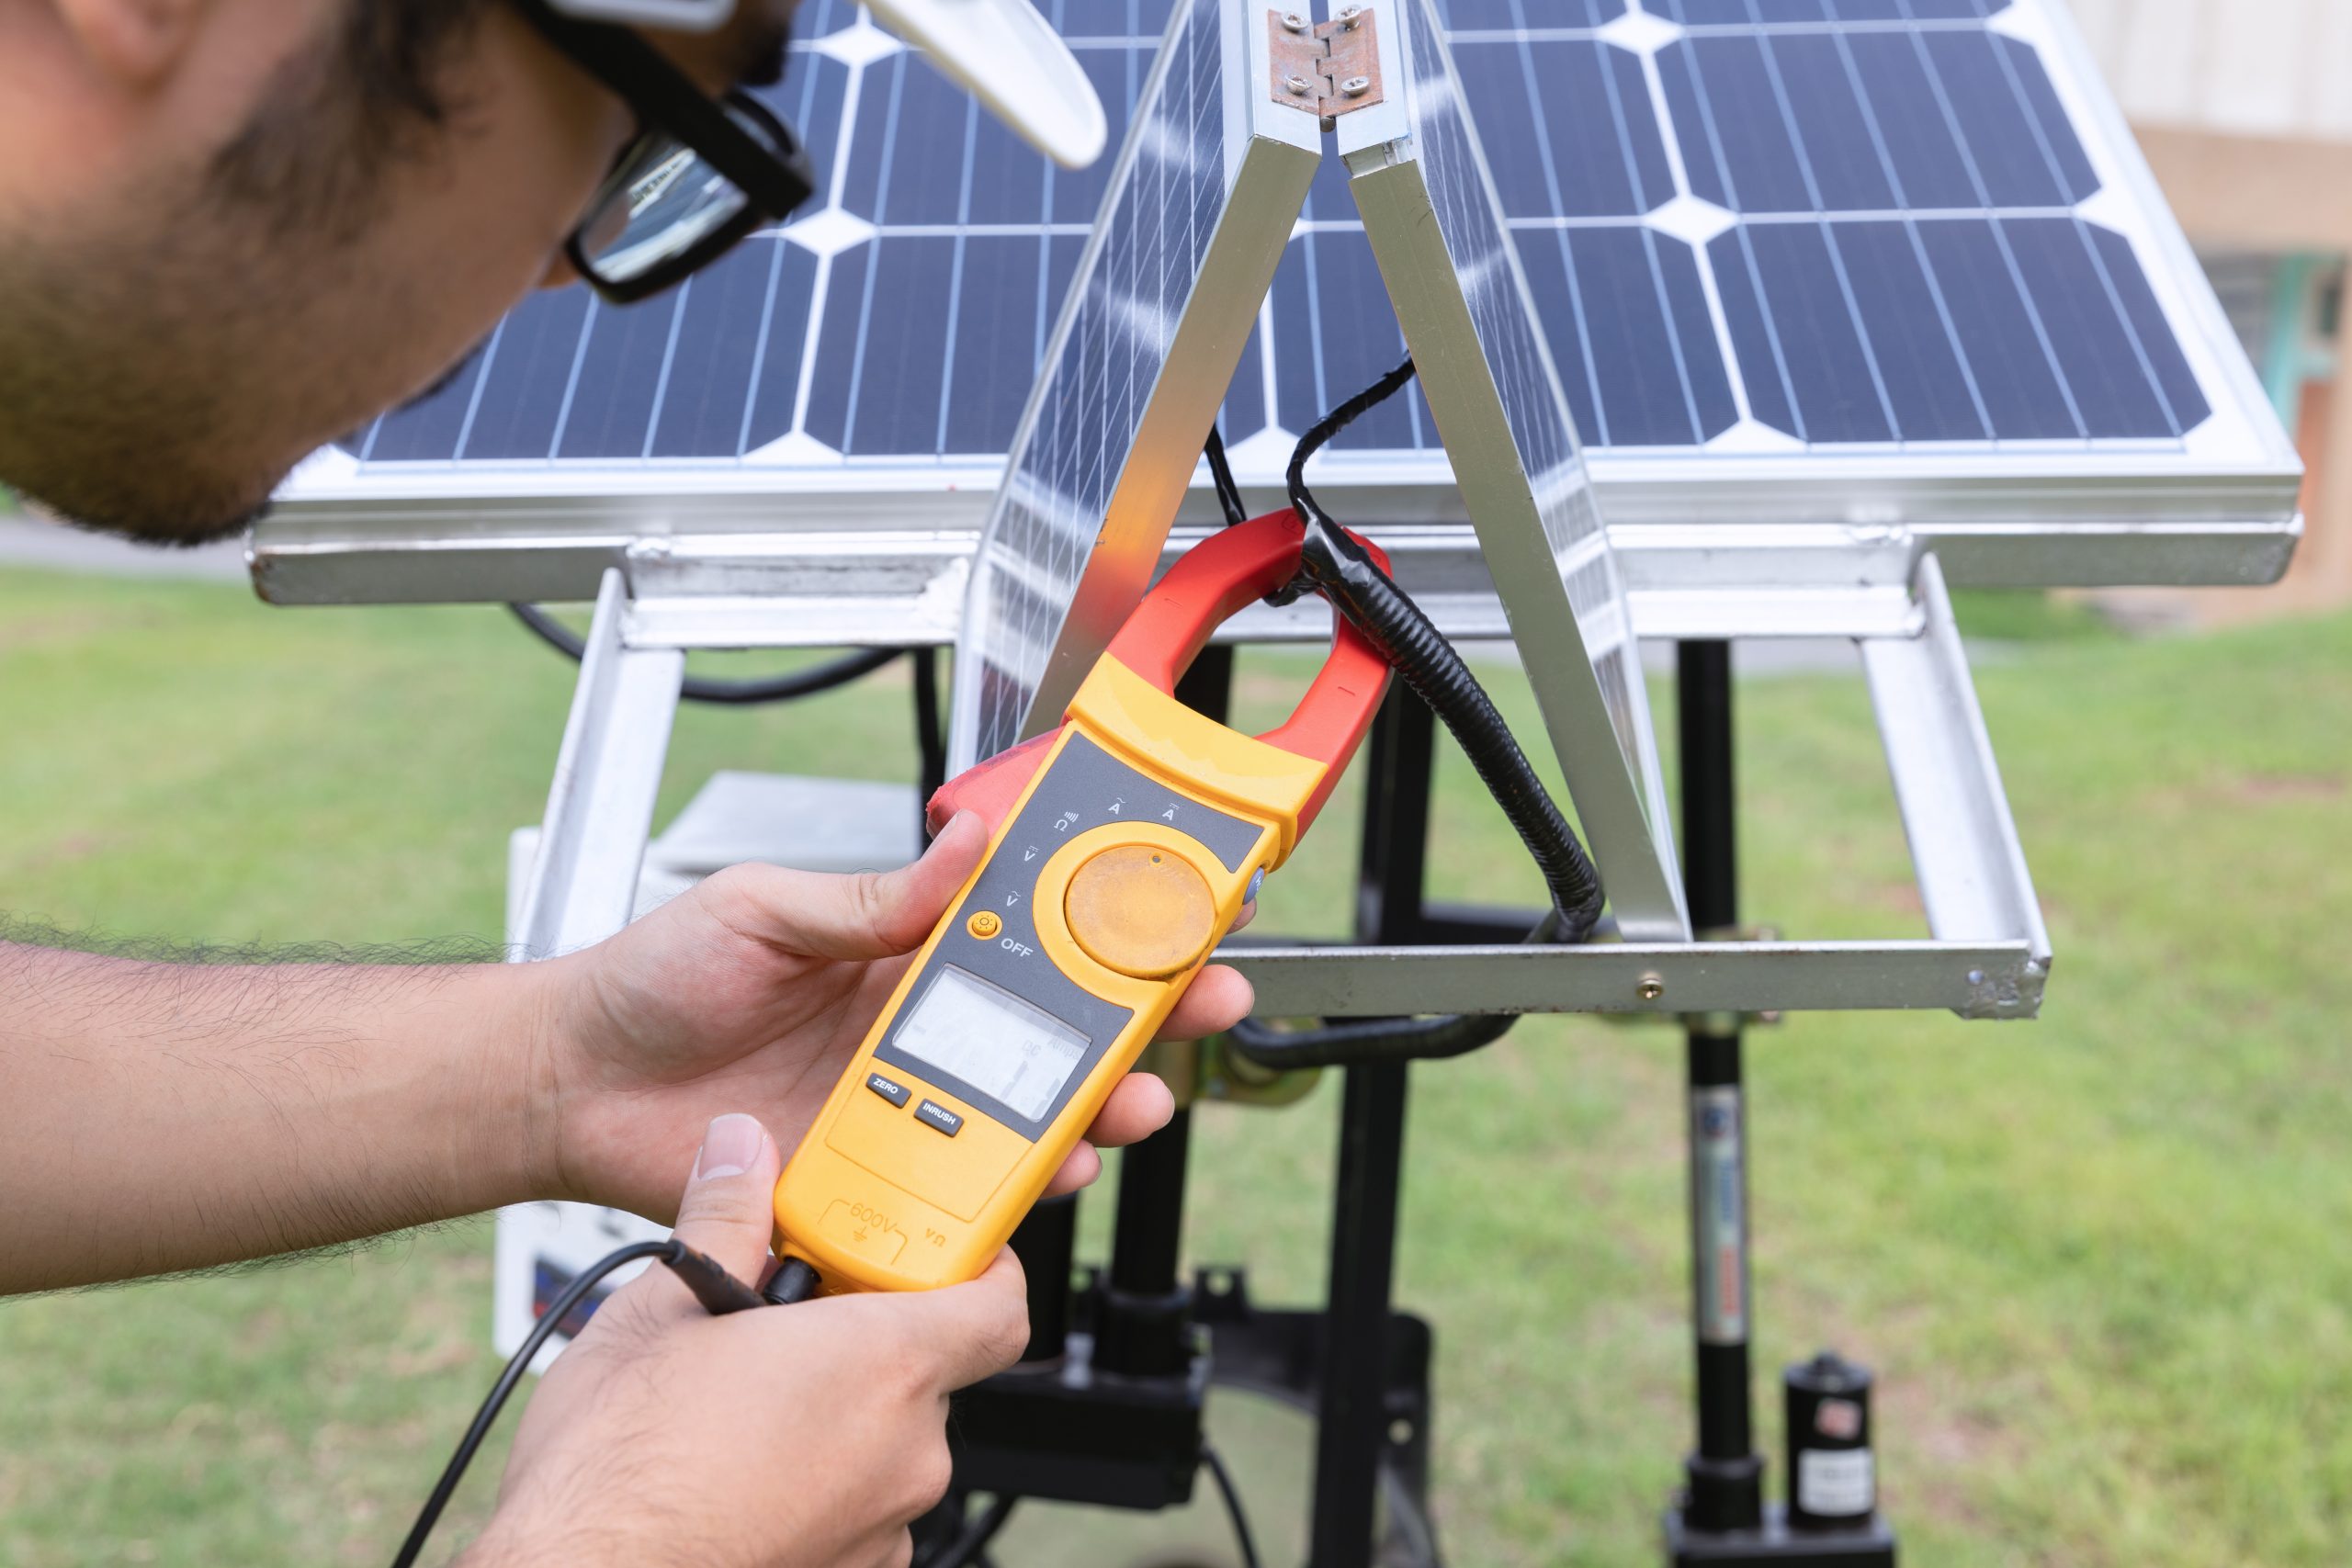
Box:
<box><xmin>323</xmin><ymin>0</ymin><xmax>2224</xmax><ymax>491</ymax></box>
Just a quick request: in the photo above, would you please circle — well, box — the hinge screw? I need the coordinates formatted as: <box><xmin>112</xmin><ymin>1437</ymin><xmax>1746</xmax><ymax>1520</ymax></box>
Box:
<box><xmin>1339</xmin><ymin>4</ymin><xmax>1363</xmax><ymax>23</ymax></box>
<box><xmin>1636</xmin><ymin>976</ymin><xmax>1666</xmax><ymax>1002</ymax></box>
<box><xmin>1340</xmin><ymin>73</ymin><xmax>1371</xmax><ymax>96</ymax></box>
<box><xmin>1284</xmin><ymin>73</ymin><xmax>1313</xmax><ymax>94</ymax></box>
<box><xmin>1281</xmin><ymin>10</ymin><xmax>1308</xmax><ymax>30</ymax></box>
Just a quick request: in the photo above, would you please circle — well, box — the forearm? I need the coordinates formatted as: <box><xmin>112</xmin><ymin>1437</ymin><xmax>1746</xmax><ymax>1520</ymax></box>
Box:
<box><xmin>0</xmin><ymin>942</ymin><xmax>557</xmax><ymax>1292</ymax></box>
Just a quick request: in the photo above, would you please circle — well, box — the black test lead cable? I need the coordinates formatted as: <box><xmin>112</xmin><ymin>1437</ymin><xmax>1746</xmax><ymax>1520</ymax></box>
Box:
<box><xmin>922</xmin><ymin>1495</ymin><xmax>1021</xmax><ymax>1568</ymax></box>
<box><xmin>391</xmin><ymin>1241</ymin><xmax>814</xmax><ymax>1568</ymax></box>
<box><xmin>507</xmin><ymin>602</ymin><xmax>904</xmax><ymax>706</ymax></box>
<box><xmin>1204</xmin><ymin>422</ymin><xmax>1250</xmax><ymax>528</ymax></box>
<box><xmin>1227</xmin><ymin>354</ymin><xmax>1609</xmax><ymax>1069</ymax></box>
<box><xmin>1200</xmin><ymin>1441</ymin><xmax>1264</xmax><ymax>1568</ymax></box>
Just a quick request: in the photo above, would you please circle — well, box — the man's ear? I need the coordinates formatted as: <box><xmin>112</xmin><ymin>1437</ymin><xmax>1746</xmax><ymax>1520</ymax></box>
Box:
<box><xmin>52</xmin><ymin>0</ymin><xmax>209</xmax><ymax>86</ymax></box>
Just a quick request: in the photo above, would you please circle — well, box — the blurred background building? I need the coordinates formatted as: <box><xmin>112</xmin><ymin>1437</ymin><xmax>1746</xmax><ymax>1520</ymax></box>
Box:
<box><xmin>2075</xmin><ymin>0</ymin><xmax>2352</xmax><ymax>615</ymax></box>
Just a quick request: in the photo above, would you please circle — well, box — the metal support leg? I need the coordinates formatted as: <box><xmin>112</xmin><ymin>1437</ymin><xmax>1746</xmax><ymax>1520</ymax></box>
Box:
<box><xmin>514</xmin><ymin>570</ymin><xmax>684</xmax><ymax>959</ymax></box>
<box><xmin>1676</xmin><ymin>641</ymin><xmax>1765</xmax><ymax>1532</ymax></box>
<box><xmin>1311</xmin><ymin>690</ymin><xmax>1435</xmax><ymax>1568</ymax></box>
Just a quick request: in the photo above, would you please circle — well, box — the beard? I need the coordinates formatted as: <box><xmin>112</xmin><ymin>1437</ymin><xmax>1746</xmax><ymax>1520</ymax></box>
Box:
<box><xmin>19</xmin><ymin>491</ymin><xmax>274</xmax><ymax>550</ymax></box>
<box><xmin>0</xmin><ymin>214</ymin><xmax>304</xmax><ymax>547</ymax></box>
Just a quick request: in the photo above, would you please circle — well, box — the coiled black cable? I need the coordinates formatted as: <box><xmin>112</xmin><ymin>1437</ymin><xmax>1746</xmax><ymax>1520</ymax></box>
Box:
<box><xmin>508</xmin><ymin>602</ymin><xmax>902</xmax><ymax>705</ymax></box>
<box><xmin>1200</xmin><ymin>1442</ymin><xmax>1263</xmax><ymax>1568</ymax></box>
<box><xmin>1227</xmin><ymin>355</ymin><xmax>1606</xmax><ymax>1069</ymax></box>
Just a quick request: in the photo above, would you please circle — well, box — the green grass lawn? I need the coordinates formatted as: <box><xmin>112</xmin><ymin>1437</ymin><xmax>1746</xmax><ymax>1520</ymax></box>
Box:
<box><xmin>1</xmin><ymin>567</ymin><xmax>2348</xmax><ymax>1566</ymax></box>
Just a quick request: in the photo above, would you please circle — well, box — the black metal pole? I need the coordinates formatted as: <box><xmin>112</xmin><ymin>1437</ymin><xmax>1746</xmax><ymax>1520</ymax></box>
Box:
<box><xmin>1676</xmin><ymin>641</ymin><xmax>1765</xmax><ymax>1532</ymax></box>
<box><xmin>1097</xmin><ymin>1109</ymin><xmax>1195</xmax><ymax>1376</ymax></box>
<box><xmin>1009</xmin><ymin>1194</ymin><xmax>1078</xmax><ymax>1363</ymax></box>
<box><xmin>1094</xmin><ymin>647</ymin><xmax>1233</xmax><ymax>1377</ymax></box>
<box><xmin>913</xmin><ymin>646</ymin><xmax>947</xmax><ymax>841</ymax></box>
<box><xmin>1309</xmin><ymin>689</ymin><xmax>1433</xmax><ymax>1567</ymax></box>
<box><xmin>1108</xmin><ymin>1110</ymin><xmax>1194</xmax><ymax>1300</ymax></box>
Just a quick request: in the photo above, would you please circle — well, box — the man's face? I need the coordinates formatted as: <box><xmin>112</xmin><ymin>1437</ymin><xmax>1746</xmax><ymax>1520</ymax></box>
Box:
<box><xmin>0</xmin><ymin>0</ymin><xmax>795</xmax><ymax>545</ymax></box>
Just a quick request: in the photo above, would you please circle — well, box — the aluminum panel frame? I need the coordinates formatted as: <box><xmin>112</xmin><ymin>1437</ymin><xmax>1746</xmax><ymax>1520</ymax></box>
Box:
<box><xmin>248</xmin><ymin>503</ymin><xmax>2302</xmax><ymax>608</ymax></box>
<box><xmin>1226</xmin><ymin>549</ymin><xmax>2050</xmax><ymax>1021</ymax></box>
<box><xmin>512</xmin><ymin>570</ymin><xmax>684</xmax><ymax>960</ymax></box>
<box><xmin>1341</xmin><ymin>0</ymin><xmax>1686</xmax><ymax>942</ymax></box>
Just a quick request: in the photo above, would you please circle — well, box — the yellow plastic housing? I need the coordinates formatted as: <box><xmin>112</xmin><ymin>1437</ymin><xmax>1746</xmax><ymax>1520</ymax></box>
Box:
<box><xmin>770</xmin><ymin>660</ymin><xmax>1329</xmax><ymax>1293</ymax></box>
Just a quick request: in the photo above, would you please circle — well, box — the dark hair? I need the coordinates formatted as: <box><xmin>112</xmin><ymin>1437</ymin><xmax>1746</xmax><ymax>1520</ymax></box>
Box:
<box><xmin>341</xmin><ymin>0</ymin><xmax>502</xmax><ymax>124</ymax></box>
<box><xmin>208</xmin><ymin>1</ymin><xmax>498</xmax><ymax>242</ymax></box>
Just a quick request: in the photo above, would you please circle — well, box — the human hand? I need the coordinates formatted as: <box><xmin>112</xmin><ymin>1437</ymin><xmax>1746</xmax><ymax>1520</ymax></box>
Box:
<box><xmin>464</xmin><ymin>1114</ymin><xmax>1026</xmax><ymax>1568</ymax></box>
<box><xmin>526</xmin><ymin>810</ymin><xmax>1254</xmax><ymax>1223</ymax></box>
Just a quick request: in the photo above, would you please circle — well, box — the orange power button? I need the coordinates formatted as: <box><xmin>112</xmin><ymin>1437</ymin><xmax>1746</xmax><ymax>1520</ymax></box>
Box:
<box><xmin>1063</xmin><ymin>845</ymin><xmax>1217</xmax><ymax>979</ymax></box>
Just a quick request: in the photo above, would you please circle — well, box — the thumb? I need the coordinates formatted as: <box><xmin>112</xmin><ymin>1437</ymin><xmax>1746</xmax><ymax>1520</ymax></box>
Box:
<box><xmin>884</xmin><ymin>1249</ymin><xmax>1032</xmax><ymax>1393</ymax></box>
<box><xmin>716</xmin><ymin>810</ymin><xmax>989</xmax><ymax>962</ymax></box>
<box><xmin>661</xmin><ymin>1112</ymin><xmax>785</xmax><ymax>1303</ymax></box>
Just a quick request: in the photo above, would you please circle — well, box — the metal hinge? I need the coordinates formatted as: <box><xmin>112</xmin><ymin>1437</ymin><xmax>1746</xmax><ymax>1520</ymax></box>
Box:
<box><xmin>1268</xmin><ymin>6</ymin><xmax>1384</xmax><ymax>127</ymax></box>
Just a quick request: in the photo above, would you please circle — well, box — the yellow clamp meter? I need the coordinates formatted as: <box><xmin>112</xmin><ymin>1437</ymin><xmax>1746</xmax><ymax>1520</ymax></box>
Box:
<box><xmin>772</xmin><ymin>513</ymin><xmax>1394</xmax><ymax>1292</ymax></box>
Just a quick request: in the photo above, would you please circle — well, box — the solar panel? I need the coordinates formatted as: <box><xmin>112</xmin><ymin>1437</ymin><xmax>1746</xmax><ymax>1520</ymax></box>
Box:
<box><xmin>1284</xmin><ymin>0</ymin><xmax>2238</xmax><ymax>465</ymax></box>
<box><xmin>278</xmin><ymin>0</ymin><xmax>2292</xmax><ymax>557</ymax></box>
<box><xmin>1345</xmin><ymin>0</ymin><xmax>1687</xmax><ymax>941</ymax></box>
<box><xmin>324</xmin><ymin>0</ymin><xmax>1128</xmax><ymax>478</ymax></box>
<box><xmin>944</xmin><ymin>0</ymin><xmax>1319</xmax><ymax>769</ymax></box>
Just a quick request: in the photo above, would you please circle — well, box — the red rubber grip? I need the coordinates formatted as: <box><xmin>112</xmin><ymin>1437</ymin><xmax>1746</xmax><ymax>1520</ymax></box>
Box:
<box><xmin>929</xmin><ymin>513</ymin><xmax>1392</xmax><ymax>839</ymax></box>
<box><xmin>1102</xmin><ymin>511</ymin><xmax>1391</xmax><ymax>834</ymax></box>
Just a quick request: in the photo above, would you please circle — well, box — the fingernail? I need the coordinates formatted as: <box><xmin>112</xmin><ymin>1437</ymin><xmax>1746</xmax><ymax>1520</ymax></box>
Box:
<box><xmin>693</xmin><ymin>1113</ymin><xmax>763</xmax><ymax>1182</ymax></box>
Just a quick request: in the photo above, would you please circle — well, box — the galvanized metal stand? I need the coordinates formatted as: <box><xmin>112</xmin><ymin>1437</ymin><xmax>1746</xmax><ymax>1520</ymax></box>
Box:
<box><xmin>1665</xmin><ymin>643</ymin><xmax>1899</xmax><ymax>1567</ymax></box>
<box><xmin>1676</xmin><ymin>641</ymin><xmax>1768</xmax><ymax>1538</ymax></box>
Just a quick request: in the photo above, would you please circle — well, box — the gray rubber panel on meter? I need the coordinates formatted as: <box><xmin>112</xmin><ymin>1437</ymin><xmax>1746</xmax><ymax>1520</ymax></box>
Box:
<box><xmin>873</xmin><ymin>733</ymin><xmax>1264</xmax><ymax>1140</ymax></box>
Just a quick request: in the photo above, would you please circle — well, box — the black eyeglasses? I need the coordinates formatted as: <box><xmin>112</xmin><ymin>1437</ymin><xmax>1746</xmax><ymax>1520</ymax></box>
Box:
<box><xmin>509</xmin><ymin>0</ymin><xmax>818</xmax><ymax>305</ymax></box>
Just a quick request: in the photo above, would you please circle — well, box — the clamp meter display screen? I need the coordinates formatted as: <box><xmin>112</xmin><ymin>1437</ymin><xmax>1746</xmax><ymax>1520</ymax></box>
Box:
<box><xmin>892</xmin><ymin>965</ymin><xmax>1091</xmax><ymax>1123</ymax></box>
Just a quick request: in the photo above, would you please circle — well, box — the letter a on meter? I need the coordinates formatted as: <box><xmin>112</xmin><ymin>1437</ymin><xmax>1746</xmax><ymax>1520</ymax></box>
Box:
<box><xmin>773</xmin><ymin>513</ymin><xmax>1393</xmax><ymax>1292</ymax></box>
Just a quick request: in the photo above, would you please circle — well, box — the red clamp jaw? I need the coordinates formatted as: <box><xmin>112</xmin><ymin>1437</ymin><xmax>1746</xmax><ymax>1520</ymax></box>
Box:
<box><xmin>931</xmin><ymin>512</ymin><xmax>1393</xmax><ymax>848</ymax></box>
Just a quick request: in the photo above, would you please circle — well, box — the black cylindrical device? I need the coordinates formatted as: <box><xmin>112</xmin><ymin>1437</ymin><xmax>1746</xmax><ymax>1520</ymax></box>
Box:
<box><xmin>1009</xmin><ymin>1193</ymin><xmax>1079</xmax><ymax>1361</ymax></box>
<box><xmin>1784</xmin><ymin>1350</ymin><xmax>1877</xmax><ymax>1529</ymax></box>
<box><xmin>1675</xmin><ymin>641</ymin><xmax>1766</xmax><ymax>1534</ymax></box>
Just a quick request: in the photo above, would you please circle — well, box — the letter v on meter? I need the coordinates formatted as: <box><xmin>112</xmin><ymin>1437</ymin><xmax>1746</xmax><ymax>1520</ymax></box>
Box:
<box><xmin>773</xmin><ymin>513</ymin><xmax>1393</xmax><ymax>1292</ymax></box>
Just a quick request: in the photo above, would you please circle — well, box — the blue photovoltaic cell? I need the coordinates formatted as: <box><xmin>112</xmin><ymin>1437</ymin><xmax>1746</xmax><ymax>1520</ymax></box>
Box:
<box><xmin>650</xmin><ymin>242</ymin><xmax>817</xmax><ymax>457</ymax></box>
<box><xmin>329</xmin><ymin>0</ymin><xmax>2212</xmax><ymax>481</ymax></box>
<box><xmin>2089</xmin><ymin>222</ymin><xmax>2202</xmax><ymax>427</ymax></box>
<box><xmin>1437</xmin><ymin>0</ymin><xmax>1628</xmax><ymax>26</ymax></box>
<box><xmin>1269</xmin><ymin>233</ymin><xmax>1435</xmax><ymax>453</ymax></box>
<box><xmin>1455</xmin><ymin>39</ymin><xmax>1670</xmax><ymax>217</ymax></box>
<box><xmin>1830</xmin><ymin>221</ymin><xmax>1989</xmax><ymax>440</ymax></box>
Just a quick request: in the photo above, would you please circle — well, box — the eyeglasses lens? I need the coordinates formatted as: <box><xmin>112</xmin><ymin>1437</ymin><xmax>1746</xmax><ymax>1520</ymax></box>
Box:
<box><xmin>576</xmin><ymin>132</ymin><xmax>751</xmax><ymax>284</ymax></box>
